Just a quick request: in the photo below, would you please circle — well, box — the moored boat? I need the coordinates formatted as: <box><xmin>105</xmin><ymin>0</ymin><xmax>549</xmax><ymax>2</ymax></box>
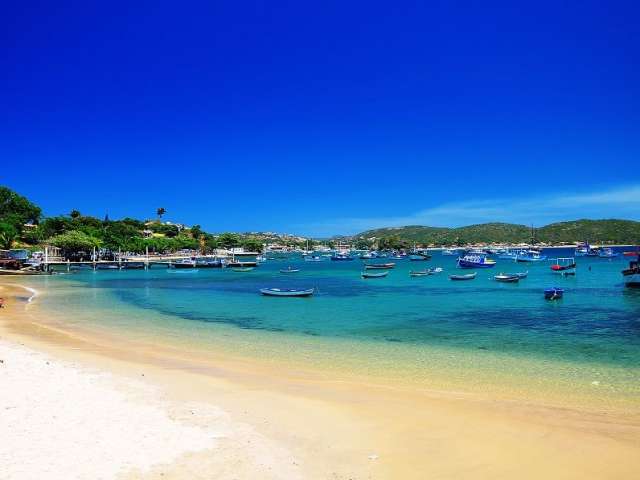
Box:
<box><xmin>232</xmin><ymin>267</ymin><xmax>255</xmax><ymax>272</ymax></box>
<box><xmin>331</xmin><ymin>254</ymin><xmax>354</xmax><ymax>261</ymax></box>
<box><xmin>449</xmin><ymin>272</ymin><xmax>477</xmax><ymax>281</ymax></box>
<box><xmin>361</xmin><ymin>271</ymin><xmax>389</xmax><ymax>279</ymax></box>
<box><xmin>515</xmin><ymin>251</ymin><xmax>547</xmax><ymax>263</ymax></box>
<box><xmin>551</xmin><ymin>258</ymin><xmax>576</xmax><ymax>273</ymax></box>
<box><xmin>410</xmin><ymin>270</ymin><xmax>430</xmax><ymax>277</ymax></box>
<box><xmin>170</xmin><ymin>259</ymin><xmax>197</xmax><ymax>269</ymax></box>
<box><xmin>280</xmin><ymin>267</ymin><xmax>300</xmax><ymax>273</ymax></box>
<box><xmin>364</xmin><ymin>262</ymin><xmax>395</xmax><ymax>270</ymax></box>
<box><xmin>494</xmin><ymin>273</ymin><xmax>520</xmax><ymax>283</ymax></box>
<box><xmin>259</xmin><ymin>288</ymin><xmax>314</xmax><ymax>297</ymax></box>
<box><xmin>304</xmin><ymin>255</ymin><xmax>323</xmax><ymax>262</ymax></box>
<box><xmin>457</xmin><ymin>254</ymin><xmax>496</xmax><ymax>269</ymax></box>
<box><xmin>598</xmin><ymin>247</ymin><xmax>620</xmax><ymax>258</ymax></box>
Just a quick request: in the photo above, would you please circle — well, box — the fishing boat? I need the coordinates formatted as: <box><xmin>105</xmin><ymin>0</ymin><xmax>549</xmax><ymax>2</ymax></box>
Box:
<box><xmin>232</xmin><ymin>267</ymin><xmax>254</xmax><ymax>272</ymax></box>
<box><xmin>280</xmin><ymin>267</ymin><xmax>300</xmax><ymax>273</ymax></box>
<box><xmin>120</xmin><ymin>261</ymin><xmax>146</xmax><ymax>270</ymax></box>
<box><xmin>361</xmin><ymin>271</ymin><xmax>389</xmax><ymax>279</ymax></box>
<box><xmin>409</xmin><ymin>251</ymin><xmax>431</xmax><ymax>261</ymax></box>
<box><xmin>457</xmin><ymin>254</ymin><xmax>496</xmax><ymax>269</ymax></box>
<box><xmin>196</xmin><ymin>258</ymin><xmax>223</xmax><ymax>268</ymax></box>
<box><xmin>622</xmin><ymin>252</ymin><xmax>640</xmax><ymax>287</ymax></box>
<box><xmin>544</xmin><ymin>287</ymin><xmax>564</xmax><ymax>300</ymax></box>
<box><xmin>170</xmin><ymin>259</ymin><xmax>197</xmax><ymax>269</ymax></box>
<box><xmin>550</xmin><ymin>258</ymin><xmax>576</xmax><ymax>274</ymax></box>
<box><xmin>598</xmin><ymin>247</ymin><xmax>620</xmax><ymax>258</ymax></box>
<box><xmin>449</xmin><ymin>273</ymin><xmax>477</xmax><ymax>280</ymax></box>
<box><xmin>259</xmin><ymin>288</ymin><xmax>314</xmax><ymax>297</ymax></box>
<box><xmin>498</xmin><ymin>249</ymin><xmax>524</xmax><ymax>260</ymax></box>
<box><xmin>409</xmin><ymin>270</ymin><xmax>430</xmax><ymax>277</ymax></box>
<box><xmin>494</xmin><ymin>273</ymin><xmax>520</xmax><ymax>283</ymax></box>
<box><xmin>441</xmin><ymin>248</ymin><xmax>459</xmax><ymax>256</ymax></box>
<box><xmin>359</xmin><ymin>251</ymin><xmax>377</xmax><ymax>259</ymax></box>
<box><xmin>95</xmin><ymin>263</ymin><xmax>120</xmax><ymax>270</ymax></box>
<box><xmin>364</xmin><ymin>262</ymin><xmax>395</xmax><ymax>270</ymax></box>
<box><xmin>331</xmin><ymin>254</ymin><xmax>354</xmax><ymax>261</ymax></box>
<box><xmin>515</xmin><ymin>251</ymin><xmax>547</xmax><ymax>263</ymax></box>
<box><xmin>575</xmin><ymin>242</ymin><xmax>599</xmax><ymax>257</ymax></box>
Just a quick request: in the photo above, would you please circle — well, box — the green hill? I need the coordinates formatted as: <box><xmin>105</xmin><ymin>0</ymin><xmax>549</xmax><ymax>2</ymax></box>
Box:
<box><xmin>353</xmin><ymin>219</ymin><xmax>640</xmax><ymax>246</ymax></box>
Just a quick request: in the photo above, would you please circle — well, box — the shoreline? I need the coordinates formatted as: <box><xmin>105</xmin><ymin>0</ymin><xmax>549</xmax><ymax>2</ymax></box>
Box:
<box><xmin>1</xmin><ymin>282</ymin><xmax>640</xmax><ymax>478</ymax></box>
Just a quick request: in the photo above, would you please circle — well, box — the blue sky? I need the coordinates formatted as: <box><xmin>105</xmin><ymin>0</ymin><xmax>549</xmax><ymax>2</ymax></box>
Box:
<box><xmin>1</xmin><ymin>1</ymin><xmax>638</xmax><ymax>236</ymax></box>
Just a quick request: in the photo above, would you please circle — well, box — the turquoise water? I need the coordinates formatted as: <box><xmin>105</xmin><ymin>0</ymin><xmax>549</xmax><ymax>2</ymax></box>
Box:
<box><xmin>25</xmin><ymin>248</ymin><xmax>640</xmax><ymax>405</ymax></box>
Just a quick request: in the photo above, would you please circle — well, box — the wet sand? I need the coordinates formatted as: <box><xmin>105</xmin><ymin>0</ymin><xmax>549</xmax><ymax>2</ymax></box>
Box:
<box><xmin>1</xmin><ymin>282</ymin><xmax>639</xmax><ymax>479</ymax></box>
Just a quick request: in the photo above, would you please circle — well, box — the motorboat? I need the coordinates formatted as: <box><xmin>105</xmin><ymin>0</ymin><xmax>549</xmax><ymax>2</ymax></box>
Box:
<box><xmin>457</xmin><ymin>255</ymin><xmax>496</xmax><ymax>269</ymax></box>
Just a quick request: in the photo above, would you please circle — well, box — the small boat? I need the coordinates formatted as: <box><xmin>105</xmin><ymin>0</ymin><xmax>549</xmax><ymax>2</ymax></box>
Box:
<box><xmin>551</xmin><ymin>258</ymin><xmax>576</xmax><ymax>273</ymax></box>
<box><xmin>494</xmin><ymin>273</ymin><xmax>520</xmax><ymax>283</ymax></box>
<box><xmin>575</xmin><ymin>242</ymin><xmax>599</xmax><ymax>257</ymax></box>
<box><xmin>95</xmin><ymin>263</ymin><xmax>120</xmax><ymax>270</ymax></box>
<box><xmin>515</xmin><ymin>251</ymin><xmax>547</xmax><ymax>263</ymax></box>
<box><xmin>120</xmin><ymin>262</ymin><xmax>146</xmax><ymax>270</ymax></box>
<box><xmin>514</xmin><ymin>271</ymin><xmax>528</xmax><ymax>279</ymax></box>
<box><xmin>364</xmin><ymin>263</ymin><xmax>395</xmax><ymax>270</ymax></box>
<box><xmin>544</xmin><ymin>287</ymin><xmax>564</xmax><ymax>300</ymax></box>
<box><xmin>280</xmin><ymin>267</ymin><xmax>300</xmax><ymax>273</ymax></box>
<box><xmin>410</xmin><ymin>270</ymin><xmax>430</xmax><ymax>277</ymax></box>
<box><xmin>361</xmin><ymin>271</ymin><xmax>389</xmax><ymax>279</ymax></box>
<box><xmin>227</xmin><ymin>261</ymin><xmax>258</xmax><ymax>268</ymax></box>
<box><xmin>170</xmin><ymin>259</ymin><xmax>197</xmax><ymax>269</ymax></box>
<box><xmin>622</xmin><ymin>253</ymin><xmax>640</xmax><ymax>287</ymax></box>
<box><xmin>457</xmin><ymin>255</ymin><xmax>496</xmax><ymax>269</ymax></box>
<box><xmin>260</xmin><ymin>288</ymin><xmax>314</xmax><ymax>297</ymax></box>
<box><xmin>428</xmin><ymin>267</ymin><xmax>444</xmax><ymax>274</ymax></box>
<box><xmin>598</xmin><ymin>247</ymin><xmax>620</xmax><ymax>258</ymax></box>
<box><xmin>449</xmin><ymin>273</ymin><xmax>477</xmax><ymax>281</ymax></box>
<box><xmin>409</xmin><ymin>251</ymin><xmax>431</xmax><ymax>261</ymax></box>
<box><xmin>441</xmin><ymin>248</ymin><xmax>459</xmax><ymax>256</ymax></box>
<box><xmin>304</xmin><ymin>255</ymin><xmax>323</xmax><ymax>262</ymax></box>
<box><xmin>232</xmin><ymin>267</ymin><xmax>255</xmax><ymax>272</ymax></box>
<box><xmin>331</xmin><ymin>254</ymin><xmax>355</xmax><ymax>261</ymax></box>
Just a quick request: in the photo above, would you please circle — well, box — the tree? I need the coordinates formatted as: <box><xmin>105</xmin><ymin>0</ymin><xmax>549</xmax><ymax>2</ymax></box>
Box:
<box><xmin>48</xmin><ymin>230</ymin><xmax>102</xmax><ymax>254</ymax></box>
<box><xmin>241</xmin><ymin>237</ymin><xmax>263</xmax><ymax>253</ymax></box>
<box><xmin>0</xmin><ymin>186</ymin><xmax>42</xmax><ymax>230</ymax></box>
<box><xmin>156</xmin><ymin>207</ymin><xmax>166</xmax><ymax>221</ymax></box>
<box><xmin>217</xmin><ymin>232</ymin><xmax>241</xmax><ymax>249</ymax></box>
<box><xmin>0</xmin><ymin>222</ymin><xmax>18</xmax><ymax>249</ymax></box>
<box><xmin>189</xmin><ymin>224</ymin><xmax>202</xmax><ymax>239</ymax></box>
<box><xmin>70</xmin><ymin>210</ymin><xmax>81</xmax><ymax>219</ymax></box>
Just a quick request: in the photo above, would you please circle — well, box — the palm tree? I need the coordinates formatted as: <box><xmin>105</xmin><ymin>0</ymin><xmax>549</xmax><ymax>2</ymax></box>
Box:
<box><xmin>156</xmin><ymin>208</ymin><xmax>166</xmax><ymax>222</ymax></box>
<box><xmin>70</xmin><ymin>209</ymin><xmax>81</xmax><ymax>219</ymax></box>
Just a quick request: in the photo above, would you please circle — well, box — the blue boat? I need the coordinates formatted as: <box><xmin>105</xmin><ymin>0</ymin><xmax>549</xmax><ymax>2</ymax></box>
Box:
<box><xmin>457</xmin><ymin>254</ymin><xmax>496</xmax><ymax>269</ymax></box>
<box><xmin>544</xmin><ymin>287</ymin><xmax>564</xmax><ymax>300</ymax></box>
<box><xmin>598</xmin><ymin>247</ymin><xmax>620</xmax><ymax>258</ymax></box>
<box><xmin>331</xmin><ymin>254</ymin><xmax>354</xmax><ymax>261</ymax></box>
<box><xmin>515</xmin><ymin>251</ymin><xmax>547</xmax><ymax>263</ymax></box>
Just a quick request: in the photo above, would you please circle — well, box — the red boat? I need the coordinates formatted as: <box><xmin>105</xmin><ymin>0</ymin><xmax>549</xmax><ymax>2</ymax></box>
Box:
<box><xmin>551</xmin><ymin>263</ymin><xmax>576</xmax><ymax>271</ymax></box>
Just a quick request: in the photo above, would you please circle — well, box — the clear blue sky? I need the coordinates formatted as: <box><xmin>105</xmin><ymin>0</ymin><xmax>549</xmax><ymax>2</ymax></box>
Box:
<box><xmin>2</xmin><ymin>1</ymin><xmax>638</xmax><ymax>236</ymax></box>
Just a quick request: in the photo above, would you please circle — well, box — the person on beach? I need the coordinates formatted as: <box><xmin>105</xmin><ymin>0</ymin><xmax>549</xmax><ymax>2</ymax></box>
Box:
<box><xmin>0</xmin><ymin>298</ymin><xmax>5</xmax><ymax>308</ymax></box>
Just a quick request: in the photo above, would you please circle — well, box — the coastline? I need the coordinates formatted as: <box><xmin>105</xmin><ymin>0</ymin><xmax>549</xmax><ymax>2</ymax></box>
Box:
<box><xmin>1</xmin><ymin>282</ymin><xmax>640</xmax><ymax>479</ymax></box>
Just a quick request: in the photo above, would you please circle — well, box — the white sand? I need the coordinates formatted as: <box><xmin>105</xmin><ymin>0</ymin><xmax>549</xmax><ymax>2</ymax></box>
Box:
<box><xmin>0</xmin><ymin>338</ymin><xmax>300</xmax><ymax>480</ymax></box>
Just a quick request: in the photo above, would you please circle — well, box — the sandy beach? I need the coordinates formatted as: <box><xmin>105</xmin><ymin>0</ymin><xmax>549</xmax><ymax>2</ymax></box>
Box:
<box><xmin>1</xmin><ymin>282</ymin><xmax>640</xmax><ymax>479</ymax></box>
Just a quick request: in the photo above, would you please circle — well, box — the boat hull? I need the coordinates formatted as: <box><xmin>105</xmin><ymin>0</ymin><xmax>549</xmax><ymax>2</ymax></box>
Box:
<box><xmin>260</xmin><ymin>288</ymin><xmax>314</xmax><ymax>297</ymax></box>
<box><xmin>457</xmin><ymin>260</ymin><xmax>495</xmax><ymax>269</ymax></box>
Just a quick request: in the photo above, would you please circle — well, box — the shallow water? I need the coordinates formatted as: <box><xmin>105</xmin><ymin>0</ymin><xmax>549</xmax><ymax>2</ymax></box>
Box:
<box><xmin>20</xmin><ymin>248</ymin><xmax>640</xmax><ymax>409</ymax></box>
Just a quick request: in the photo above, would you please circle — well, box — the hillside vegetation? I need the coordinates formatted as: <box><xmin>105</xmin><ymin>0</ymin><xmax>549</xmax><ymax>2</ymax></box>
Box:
<box><xmin>354</xmin><ymin>220</ymin><xmax>640</xmax><ymax>246</ymax></box>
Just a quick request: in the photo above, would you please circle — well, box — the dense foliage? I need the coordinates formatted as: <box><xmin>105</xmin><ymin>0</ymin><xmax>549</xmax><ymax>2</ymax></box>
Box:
<box><xmin>354</xmin><ymin>220</ymin><xmax>640</xmax><ymax>246</ymax></box>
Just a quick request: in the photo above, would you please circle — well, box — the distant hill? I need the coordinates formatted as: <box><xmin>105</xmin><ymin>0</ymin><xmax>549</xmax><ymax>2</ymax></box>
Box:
<box><xmin>352</xmin><ymin>219</ymin><xmax>640</xmax><ymax>245</ymax></box>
